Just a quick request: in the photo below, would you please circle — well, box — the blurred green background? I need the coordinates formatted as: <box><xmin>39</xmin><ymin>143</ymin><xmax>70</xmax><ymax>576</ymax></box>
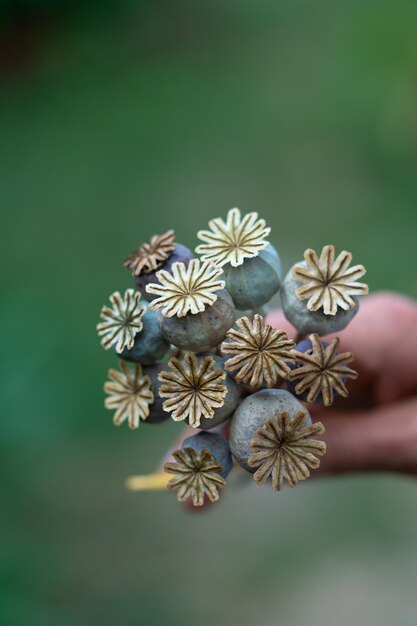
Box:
<box><xmin>1</xmin><ymin>1</ymin><xmax>417</xmax><ymax>624</ymax></box>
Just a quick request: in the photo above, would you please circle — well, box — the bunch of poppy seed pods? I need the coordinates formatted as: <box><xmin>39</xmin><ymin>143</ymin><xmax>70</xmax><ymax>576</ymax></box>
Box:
<box><xmin>97</xmin><ymin>208</ymin><xmax>369</xmax><ymax>506</ymax></box>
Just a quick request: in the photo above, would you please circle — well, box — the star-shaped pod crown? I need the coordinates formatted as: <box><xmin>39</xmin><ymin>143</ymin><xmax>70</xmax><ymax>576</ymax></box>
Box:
<box><xmin>146</xmin><ymin>259</ymin><xmax>225</xmax><ymax>318</ymax></box>
<box><xmin>248</xmin><ymin>411</ymin><xmax>326</xmax><ymax>491</ymax></box>
<box><xmin>124</xmin><ymin>230</ymin><xmax>176</xmax><ymax>276</ymax></box>
<box><xmin>164</xmin><ymin>447</ymin><xmax>226</xmax><ymax>506</ymax></box>
<box><xmin>196</xmin><ymin>207</ymin><xmax>270</xmax><ymax>267</ymax></box>
<box><xmin>221</xmin><ymin>314</ymin><xmax>295</xmax><ymax>388</ymax></box>
<box><xmin>97</xmin><ymin>289</ymin><xmax>146</xmax><ymax>353</ymax></box>
<box><xmin>158</xmin><ymin>353</ymin><xmax>227</xmax><ymax>428</ymax></box>
<box><xmin>293</xmin><ymin>245</ymin><xmax>368</xmax><ymax>315</ymax></box>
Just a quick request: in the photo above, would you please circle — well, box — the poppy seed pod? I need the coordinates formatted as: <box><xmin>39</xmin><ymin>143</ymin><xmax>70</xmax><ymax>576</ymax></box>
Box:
<box><xmin>186</xmin><ymin>356</ymin><xmax>242</xmax><ymax>430</ymax></box>
<box><xmin>182</xmin><ymin>431</ymin><xmax>233</xmax><ymax>478</ymax></box>
<box><xmin>286</xmin><ymin>337</ymin><xmax>332</xmax><ymax>404</ymax></box>
<box><xmin>120</xmin><ymin>303</ymin><xmax>170</xmax><ymax>365</ymax></box>
<box><xmin>286</xmin><ymin>334</ymin><xmax>358</xmax><ymax>406</ymax></box>
<box><xmin>281</xmin><ymin>266</ymin><xmax>359</xmax><ymax>335</ymax></box>
<box><xmin>222</xmin><ymin>244</ymin><xmax>282</xmax><ymax>310</ymax></box>
<box><xmin>281</xmin><ymin>246</ymin><xmax>368</xmax><ymax>336</ymax></box>
<box><xmin>159</xmin><ymin>289</ymin><xmax>236</xmax><ymax>352</ymax></box>
<box><xmin>134</xmin><ymin>243</ymin><xmax>195</xmax><ymax>301</ymax></box>
<box><xmin>229</xmin><ymin>388</ymin><xmax>307</xmax><ymax>472</ymax></box>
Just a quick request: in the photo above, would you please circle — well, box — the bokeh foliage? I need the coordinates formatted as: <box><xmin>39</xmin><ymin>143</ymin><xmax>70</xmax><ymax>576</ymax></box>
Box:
<box><xmin>1</xmin><ymin>1</ymin><xmax>417</xmax><ymax>625</ymax></box>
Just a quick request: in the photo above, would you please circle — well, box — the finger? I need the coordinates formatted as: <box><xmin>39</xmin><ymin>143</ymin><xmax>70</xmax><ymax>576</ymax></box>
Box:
<box><xmin>315</xmin><ymin>396</ymin><xmax>417</xmax><ymax>477</ymax></box>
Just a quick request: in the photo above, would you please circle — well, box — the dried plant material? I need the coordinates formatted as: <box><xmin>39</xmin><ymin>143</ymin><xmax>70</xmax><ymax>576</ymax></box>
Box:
<box><xmin>104</xmin><ymin>361</ymin><xmax>154</xmax><ymax>429</ymax></box>
<box><xmin>146</xmin><ymin>259</ymin><xmax>225</xmax><ymax>318</ymax></box>
<box><xmin>164</xmin><ymin>447</ymin><xmax>226</xmax><ymax>506</ymax></box>
<box><xmin>158</xmin><ymin>353</ymin><xmax>227</xmax><ymax>428</ymax></box>
<box><xmin>196</xmin><ymin>207</ymin><xmax>271</xmax><ymax>267</ymax></box>
<box><xmin>97</xmin><ymin>289</ymin><xmax>146</xmax><ymax>353</ymax></box>
<box><xmin>293</xmin><ymin>245</ymin><xmax>369</xmax><ymax>316</ymax></box>
<box><xmin>290</xmin><ymin>334</ymin><xmax>358</xmax><ymax>406</ymax></box>
<box><xmin>124</xmin><ymin>230</ymin><xmax>176</xmax><ymax>276</ymax></box>
<box><xmin>248</xmin><ymin>411</ymin><xmax>326</xmax><ymax>491</ymax></box>
<box><xmin>221</xmin><ymin>314</ymin><xmax>295</xmax><ymax>387</ymax></box>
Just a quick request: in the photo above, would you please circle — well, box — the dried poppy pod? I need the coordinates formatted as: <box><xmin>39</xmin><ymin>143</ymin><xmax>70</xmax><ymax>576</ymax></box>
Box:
<box><xmin>221</xmin><ymin>314</ymin><xmax>295</xmax><ymax>388</ymax></box>
<box><xmin>286</xmin><ymin>334</ymin><xmax>358</xmax><ymax>406</ymax></box>
<box><xmin>124</xmin><ymin>230</ymin><xmax>194</xmax><ymax>302</ymax></box>
<box><xmin>104</xmin><ymin>361</ymin><xmax>154</xmax><ymax>429</ymax></box>
<box><xmin>281</xmin><ymin>245</ymin><xmax>368</xmax><ymax>335</ymax></box>
<box><xmin>119</xmin><ymin>302</ymin><xmax>170</xmax><ymax>366</ymax></box>
<box><xmin>164</xmin><ymin>431</ymin><xmax>232</xmax><ymax>506</ymax></box>
<box><xmin>135</xmin><ymin>243</ymin><xmax>195</xmax><ymax>302</ymax></box>
<box><xmin>248</xmin><ymin>410</ymin><xmax>326</xmax><ymax>491</ymax></box>
<box><xmin>229</xmin><ymin>389</ymin><xmax>326</xmax><ymax>490</ymax></box>
<box><xmin>229</xmin><ymin>389</ymin><xmax>307</xmax><ymax>471</ymax></box>
<box><xmin>147</xmin><ymin>259</ymin><xmax>236</xmax><ymax>352</ymax></box>
<box><xmin>196</xmin><ymin>208</ymin><xmax>281</xmax><ymax>309</ymax></box>
<box><xmin>182</xmin><ymin>431</ymin><xmax>233</xmax><ymax>478</ymax></box>
<box><xmin>158</xmin><ymin>353</ymin><xmax>228</xmax><ymax>428</ymax></box>
<box><xmin>157</xmin><ymin>289</ymin><xmax>235</xmax><ymax>352</ymax></box>
<box><xmin>97</xmin><ymin>289</ymin><xmax>146</xmax><ymax>354</ymax></box>
<box><xmin>185</xmin><ymin>356</ymin><xmax>242</xmax><ymax>430</ymax></box>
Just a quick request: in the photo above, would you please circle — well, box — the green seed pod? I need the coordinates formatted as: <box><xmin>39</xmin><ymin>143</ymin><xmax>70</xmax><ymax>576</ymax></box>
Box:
<box><xmin>229</xmin><ymin>389</ymin><xmax>307</xmax><ymax>472</ymax></box>
<box><xmin>159</xmin><ymin>289</ymin><xmax>236</xmax><ymax>352</ymax></box>
<box><xmin>120</xmin><ymin>303</ymin><xmax>170</xmax><ymax>365</ymax></box>
<box><xmin>222</xmin><ymin>244</ymin><xmax>282</xmax><ymax>310</ymax></box>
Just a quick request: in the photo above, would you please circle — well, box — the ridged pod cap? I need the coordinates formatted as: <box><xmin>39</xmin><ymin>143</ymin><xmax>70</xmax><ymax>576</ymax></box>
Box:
<box><xmin>186</xmin><ymin>355</ymin><xmax>242</xmax><ymax>430</ymax></box>
<box><xmin>229</xmin><ymin>388</ymin><xmax>307</xmax><ymax>472</ymax></box>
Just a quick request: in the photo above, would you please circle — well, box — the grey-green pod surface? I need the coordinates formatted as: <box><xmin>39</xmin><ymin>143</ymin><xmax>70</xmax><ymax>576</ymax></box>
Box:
<box><xmin>159</xmin><ymin>289</ymin><xmax>236</xmax><ymax>352</ymax></box>
<box><xmin>186</xmin><ymin>356</ymin><xmax>242</xmax><ymax>430</ymax></box>
<box><xmin>120</xmin><ymin>303</ymin><xmax>170</xmax><ymax>365</ymax></box>
<box><xmin>222</xmin><ymin>243</ymin><xmax>282</xmax><ymax>310</ymax></box>
<box><xmin>182</xmin><ymin>431</ymin><xmax>233</xmax><ymax>478</ymax></box>
<box><xmin>229</xmin><ymin>389</ymin><xmax>308</xmax><ymax>472</ymax></box>
<box><xmin>281</xmin><ymin>264</ymin><xmax>359</xmax><ymax>335</ymax></box>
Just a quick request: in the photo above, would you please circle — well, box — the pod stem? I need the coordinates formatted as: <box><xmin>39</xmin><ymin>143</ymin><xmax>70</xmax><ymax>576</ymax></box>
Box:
<box><xmin>125</xmin><ymin>471</ymin><xmax>170</xmax><ymax>492</ymax></box>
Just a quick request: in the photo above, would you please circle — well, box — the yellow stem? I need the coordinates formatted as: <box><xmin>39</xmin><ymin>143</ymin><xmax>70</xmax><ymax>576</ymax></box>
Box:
<box><xmin>125</xmin><ymin>471</ymin><xmax>170</xmax><ymax>492</ymax></box>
